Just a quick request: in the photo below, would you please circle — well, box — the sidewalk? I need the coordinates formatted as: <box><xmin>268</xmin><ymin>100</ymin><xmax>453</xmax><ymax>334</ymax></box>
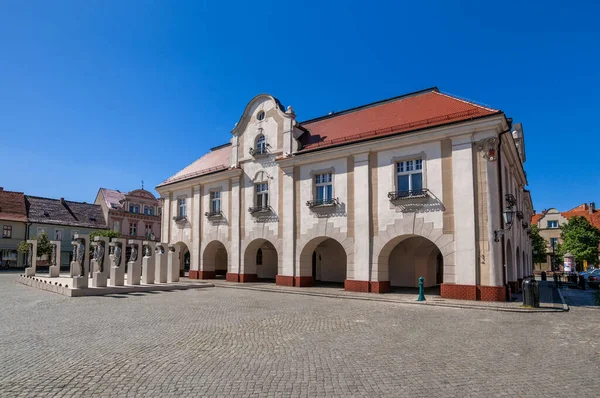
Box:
<box><xmin>195</xmin><ymin>278</ymin><xmax>567</xmax><ymax>313</ymax></box>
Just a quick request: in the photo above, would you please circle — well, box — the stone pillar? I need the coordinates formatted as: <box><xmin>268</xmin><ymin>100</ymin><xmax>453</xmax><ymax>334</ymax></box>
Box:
<box><xmin>141</xmin><ymin>241</ymin><xmax>156</xmax><ymax>284</ymax></box>
<box><xmin>155</xmin><ymin>243</ymin><xmax>168</xmax><ymax>283</ymax></box>
<box><xmin>162</xmin><ymin>195</ymin><xmax>171</xmax><ymax>244</ymax></box>
<box><xmin>24</xmin><ymin>239</ymin><xmax>38</xmax><ymax>276</ymax></box>
<box><xmin>71</xmin><ymin>234</ymin><xmax>90</xmax><ymax>289</ymax></box>
<box><xmin>451</xmin><ymin>137</ymin><xmax>477</xmax><ymax>287</ymax></box>
<box><xmin>91</xmin><ymin>241</ymin><xmax>107</xmax><ymax>288</ymax></box>
<box><xmin>189</xmin><ymin>185</ymin><xmax>201</xmax><ymax>279</ymax></box>
<box><xmin>345</xmin><ymin>153</ymin><xmax>371</xmax><ymax>292</ymax></box>
<box><xmin>127</xmin><ymin>239</ymin><xmax>142</xmax><ymax>285</ymax></box>
<box><xmin>49</xmin><ymin>240</ymin><xmax>61</xmax><ymax>277</ymax></box>
<box><xmin>276</xmin><ymin>166</ymin><xmax>296</xmax><ymax>287</ymax></box>
<box><xmin>109</xmin><ymin>238</ymin><xmax>126</xmax><ymax>287</ymax></box>
<box><xmin>167</xmin><ymin>244</ymin><xmax>180</xmax><ymax>283</ymax></box>
<box><xmin>229</xmin><ymin>177</ymin><xmax>242</xmax><ymax>279</ymax></box>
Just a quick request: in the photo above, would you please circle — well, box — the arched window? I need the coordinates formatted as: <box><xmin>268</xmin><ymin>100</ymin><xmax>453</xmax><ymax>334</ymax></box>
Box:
<box><xmin>256</xmin><ymin>248</ymin><xmax>263</xmax><ymax>265</ymax></box>
<box><xmin>256</xmin><ymin>135</ymin><xmax>266</xmax><ymax>155</ymax></box>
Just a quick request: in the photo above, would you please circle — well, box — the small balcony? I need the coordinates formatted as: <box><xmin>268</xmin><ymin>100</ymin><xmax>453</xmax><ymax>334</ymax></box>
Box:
<box><xmin>387</xmin><ymin>189</ymin><xmax>429</xmax><ymax>201</ymax></box>
<box><xmin>204</xmin><ymin>210</ymin><xmax>223</xmax><ymax>219</ymax></box>
<box><xmin>172</xmin><ymin>215</ymin><xmax>187</xmax><ymax>222</ymax></box>
<box><xmin>249</xmin><ymin>145</ymin><xmax>270</xmax><ymax>157</ymax></box>
<box><xmin>306</xmin><ymin>198</ymin><xmax>339</xmax><ymax>209</ymax></box>
<box><xmin>248</xmin><ymin>206</ymin><xmax>272</xmax><ymax>215</ymax></box>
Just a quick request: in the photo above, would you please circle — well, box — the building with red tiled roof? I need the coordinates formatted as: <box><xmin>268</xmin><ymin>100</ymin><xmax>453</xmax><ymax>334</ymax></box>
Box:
<box><xmin>156</xmin><ymin>87</ymin><xmax>533</xmax><ymax>302</ymax></box>
<box><xmin>0</xmin><ymin>187</ymin><xmax>27</xmax><ymax>268</ymax></box>
<box><xmin>531</xmin><ymin>202</ymin><xmax>599</xmax><ymax>271</ymax></box>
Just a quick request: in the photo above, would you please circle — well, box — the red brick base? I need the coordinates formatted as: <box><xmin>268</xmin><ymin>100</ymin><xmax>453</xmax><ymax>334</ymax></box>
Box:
<box><xmin>344</xmin><ymin>279</ymin><xmax>370</xmax><ymax>292</ymax></box>
<box><xmin>370</xmin><ymin>281</ymin><xmax>391</xmax><ymax>293</ymax></box>
<box><xmin>441</xmin><ymin>283</ymin><xmax>508</xmax><ymax>302</ymax></box>
<box><xmin>189</xmin><ymin>270</ymin><xmax>199</xmax><ymax>279</ymax></box>
<box><xmin>239</xmin><ymin>273</ymin><xmax>258</xmax><ymax>283</ymax></box>
<box><xmin>226</xmin><ymin>273</ymin><xmax>239</xmax><ymax>282</ymax></box>
<box><xmin>198</xmin><ymin>270</ymin><xmax>215</xmax><ymax>280</ymax></box>
<box><xmin>276</xmin><ymin>275</ymin><xmax>294</xmax><ymax>286</ymax></box>
<box><xmin>294</xmin><ymin>276</ymin><xmax>313</xmax><ymax>287</ymax></box>
<box><xmin>477</xmin><ymin>285</ymin><xmax>507</xmax><ymax>301</ymax></box>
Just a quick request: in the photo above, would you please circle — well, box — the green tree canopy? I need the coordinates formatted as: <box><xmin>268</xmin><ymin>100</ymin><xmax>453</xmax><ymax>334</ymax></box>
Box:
<box><xmin>530</xmin><ymin>225</ymin><xmax>547</xmax><ymax>264</ymax></box>
<box><xmin>557</xmin><ymin>216</ymin><xmax>600</xmax><ymax>268</ymax></box>
<box><xmin>89</xmin><ymin>229</ymin><xmax>121</xmax><ymax>241</ymax></box>
<box><xmin>17</xmin><ymin>233</ymin><xmax>53</xmax><ymax>257</ymax></box>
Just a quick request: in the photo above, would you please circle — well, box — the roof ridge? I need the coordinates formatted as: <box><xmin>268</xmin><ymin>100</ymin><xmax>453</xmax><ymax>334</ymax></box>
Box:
<box><xmin>435</xmin><ymin>91</ymin><xmax>499</xmax><ymax>113</ymax></box>
<box><xmin>299</xmin><ymin>87</ymin><xmax>439</xmax><ymax>125</ymax></box>
<box><xmin>26</xmin><ymin>195</ymin><xmax>100</xmax><ymax>206</ymax></box>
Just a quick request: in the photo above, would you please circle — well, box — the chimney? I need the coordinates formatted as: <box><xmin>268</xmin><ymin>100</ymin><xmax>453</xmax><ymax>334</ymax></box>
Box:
<box><xmin>590</xmin><ymin>202</ymin><xmax>596</xmax><ymax>214</ymax></box>
<box><xmin>60</xmin><ymin>198</ymin><xmax>65</xmax><ymax>205</ymax></box>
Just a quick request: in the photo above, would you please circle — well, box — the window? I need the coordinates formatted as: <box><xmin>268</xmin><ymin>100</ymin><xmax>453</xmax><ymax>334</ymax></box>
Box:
<box><xmin>134</xmin><ymin>205</ymin><xmax>139</xmax><ymax>214</ymax></box>
<box><xmin>129</xmin><ymin>222</ymin><xmax>137</xmax><ymax>236</ymax></box>
<box><xmin>178</xmin><ymin>198</ymin><xmax>187</xmax><ymax>217</ymax></box>
<box><xmin>550</xmin><ymin>238</ymin><xmax>559</xmax><ymax>248</ymax></box>
<box><xmin>37</xmin><ymin>227</ymin><xmax>47</xmax><ymax>236</ymax></box>
<box><xmin>547</xmin><ymin>220</ymin><xmax>558</xmax><ymax>229</ymax></box>
<box><xmin>129</xmin><ymin>204</ymin><xmax>134</xmax><ymax>213</ymax></box>
<box><xmin>210</xmin><ymin>191</ymin><xmax>221</xmax><ymax>214</ymax></box>
<box><xmin>148</xmin><ymin>207</ymin><xmax>154</xmax><ymax>216</ymax></box>
<box><xmin>54</xmin><ymin>229</ymin><xmax>63</xmax><ymax>241</ymax></box>
<box><xmin>255</xmin><ymin>134</ymin><xmax>267</xmax><ymax>155</ymax></box>
<box><xmin>71</xmin><ymin>230</ymin><xmax>79</xmax><ymax>240</ymax></box>
<box><xmin>2</xmin><ymin>225</ymin><xmax>12</xmax><ymax>239</ymax></box>
<box><xmin>145</xmin><ymin>224</ymin><xmax>153</xmax><ymax>237</ymax></box>
<box><xmin>396</xmin><ymin>158</ymin><xmax>423</xmax><ymax>195</ymax></box>
<box><xmin>255</xmin><ymin>183</ymin><xmax>268</xmax><ymax>209</ymax></box>
<box><xmin>114</xmin><ymin>221</ymin><xmax>121</xmax><ymax>232</ymax></box>
<box><xmin>158</xmin><ymin>207</ymin><xmax>162</xmax><ymax>216</ymax></box>
<box><xmin>315</xmin><ymin>173</ymin><xmax>333</xmax><ymax>204</ymax></box>
<box><xmin>257</xmin><ymin>110</ymin><xmax>265</xmax><ymax>121</ymax></box>
<box><xmin>256</xmin><ymin>248</ymin><xmax>263</xmax><ymax>265</ymax></box>
<box><xmin>144</xmin><ymin>206</ymin><xmax>149</xmax><ymax>215</ymax></box>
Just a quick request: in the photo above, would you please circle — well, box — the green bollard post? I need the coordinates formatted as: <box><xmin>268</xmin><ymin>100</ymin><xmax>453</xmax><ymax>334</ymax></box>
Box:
<box><xmin>417</xmin><ymin>276</ymin><xmax>426</xmax><ymax>301</ymax></box>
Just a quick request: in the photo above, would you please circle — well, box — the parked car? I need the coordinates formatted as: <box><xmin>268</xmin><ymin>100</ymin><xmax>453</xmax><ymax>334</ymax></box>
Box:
<box><xmin>588</xmin><ymin>269</ymin><xmax>600</xmax><ymax>289</ymax></box>
<box><xmin>579</xmin><ymin>268</ymin><xmax>597</xmax><ymax>281</ymax></box>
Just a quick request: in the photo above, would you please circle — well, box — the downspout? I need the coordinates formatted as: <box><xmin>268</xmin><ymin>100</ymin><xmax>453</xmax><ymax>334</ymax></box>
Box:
<box><xmin>497</xmin><ymin>127</ymin><xmax>512</xmax><ymax>299</ymax></box>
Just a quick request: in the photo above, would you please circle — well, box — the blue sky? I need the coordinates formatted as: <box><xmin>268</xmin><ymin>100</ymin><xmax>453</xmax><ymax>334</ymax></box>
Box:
<box><xmin>1</xmin><ymin>1</ymin><xmax>598</xmax><ymax>212</ymax></box>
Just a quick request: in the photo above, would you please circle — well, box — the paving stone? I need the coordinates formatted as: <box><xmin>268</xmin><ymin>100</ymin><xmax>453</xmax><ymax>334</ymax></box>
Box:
<box><xmin>0</xmin><ymin>273</ymin><xmax>598</xmax><ymax>397</ymax></box>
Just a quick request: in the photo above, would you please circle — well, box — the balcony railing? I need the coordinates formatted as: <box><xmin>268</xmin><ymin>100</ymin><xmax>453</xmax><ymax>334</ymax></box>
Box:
<box><xmin>306</xmin><ymin>198</ymin><xmax>339</xmax><ymax>208</ymax></box>
<box><xmin>387</xmin><ymin>189</ymin><xmax>429</xmax><ymax>201</ymax></box>
<box><xmin>248</xmin><ymin>206</ymin><xmax>271</xmax><ymax>214</ymax></box>
<box><xmin>204</xmin><ymin>210</ymin><xmax>223</xmax><ymax>218</ymax></box>
<box><xmin>249</xmin><ymin>145</ymin><xmax>270</xmax><ymax>156</ymax></box>
<box><xmin>172</xmin><ymin>215</ymin><xmax>187</xmax><ymax>222</ymax></box>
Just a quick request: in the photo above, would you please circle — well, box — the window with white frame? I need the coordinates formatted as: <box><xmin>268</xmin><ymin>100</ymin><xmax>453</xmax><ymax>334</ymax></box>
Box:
<box><xmin>114</xmin><ymin>220</ymin><xmax>121</xmax><ymax>232</ymax></box>
<box><xmin>178</xmin><ymin>198</ymin><xmax>186</xmax><ymax>217</ymax></box>
<box><xmin>547</xmin><ymin>220</ymin><xmax>558</xmax><ymax>229</ymax></box>
<box><xmin>255</xmin><ymin>182</ymin><xmax>268</xmax><ymax>209</ymax></box>
<box><xmin>315</xmin><ymin>173</ymin><xmax>333</xmax><ymax>204</ymax></box>
<box><xmin>396</xmin><ymin>158</ymin><xmax>423</xmax><ymax>196</ymax></box>
<box><xmin>255</xmin><ymin>134</ymin><xmax>267</xmax><ymax>155</ymax></box>
<box><xmin>2</xmin><ymin>225</ymin><xmax>12</xmax><ymax>239</ymax></box>
<box><xmin>210</xmin><ymin>191</ymin><xmax>221</xmax><ymax>214</ymax></box>
<box><xmin>54</xmin><ymin>229</ymin><xmax>63</xmax><ymax>241</ymax></box>
<box><xmin>129</xmin><ymin>222</ymin><xmax>137</xmax><ymax>236</ymax></box>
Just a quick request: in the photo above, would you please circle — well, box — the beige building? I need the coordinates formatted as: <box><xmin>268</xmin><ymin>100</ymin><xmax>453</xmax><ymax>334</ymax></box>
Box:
<box><xmin>156</xmin><ymin>88</ymin><xmax>533</xmax><ymax>301</ymax></box>
<box><xmin>0</xmin><ymin>188</ymin><xmax>27</xmax><ymax>268</ymax></box>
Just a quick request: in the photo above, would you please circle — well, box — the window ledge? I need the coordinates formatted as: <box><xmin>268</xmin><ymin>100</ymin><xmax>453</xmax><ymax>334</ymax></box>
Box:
<box><xmin>388</xmin><ymin>189</ymin><xmax>429</xmax><ymax>202</ymax></box>
<box><xmin>248</xmin><ymin>206</ymin><xmax>272</xmax><ymax>215</ymax></box>
<box><xmin>306</xmin><ymin>198</ymin><xmax>340</xmax><ymax>209</ymax></box>
<box><xmin>204</xmin><ymin>211</ymin><xmax>223</xmax><ymax>219</ymax></box>
<box><xmin>172</xmin><ymin>215</ymin><xmax>187</xmax><ymax>222</ymax></box>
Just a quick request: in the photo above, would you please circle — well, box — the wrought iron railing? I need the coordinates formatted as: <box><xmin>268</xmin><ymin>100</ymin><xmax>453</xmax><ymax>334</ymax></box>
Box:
<box><xmin>172</xmin><ymin>215</ymin><xmax>187</xmax><ymax>221</ymax></box>
<box><xmin>306</xmin><ymin>198</ymin><xmax>339</xmax><ymax>208</ymax></box>
<box><xmin>249</xmin><ymin>146</ymin><xmax>269</xmax><ymax>156</ymax></box>
<box><xmin>387</xmin><ymin>189</ymin><xmax>429</xmax><ymax>201</ymax></box>
<box><xmin>204</xmin><ymin>210</ymin><xmax>223</xmax><ymax>218</ymax></box>
<box><xmin>248</xmin><ymin>206</ymin><xmax>271</xmax><ymax>214</ymax></box>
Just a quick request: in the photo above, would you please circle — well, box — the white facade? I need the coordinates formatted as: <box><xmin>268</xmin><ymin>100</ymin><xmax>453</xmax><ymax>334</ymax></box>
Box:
<box><xmin>156</xmin><ymin>90</ymin><xmax>533</xmax><ymax>301</ymax></box>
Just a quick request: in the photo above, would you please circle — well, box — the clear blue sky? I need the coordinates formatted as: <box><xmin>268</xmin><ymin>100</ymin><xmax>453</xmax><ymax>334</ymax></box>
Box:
<box><xmin>1</xmin><ymin>1</ymin><xmax>598</xmax><ymax>212</ymax></box>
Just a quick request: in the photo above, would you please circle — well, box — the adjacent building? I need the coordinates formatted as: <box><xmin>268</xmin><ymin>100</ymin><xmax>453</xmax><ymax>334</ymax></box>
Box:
<box><xmin>0</xmin><ymin>188</ymin><xmax>28</xmax><ymax>268</ymax></box>
<box><xmin>25</xmin><ymin>196</ymin><xmax>107</xmax><ymax>267</ymax></box>
<box><xmin>157</xmin><ymin>87</ymin><xmax>533</xmax><ymax>301</ymax></box>
<box><xmin>94</xmin><ymin>188</ymin><xmax>162</xmax><ymax>241</ymax></box>
<box><xmin>532</xmin><ymin>202</ymin><xmax>599</xmax><ymax>271</ymax></box>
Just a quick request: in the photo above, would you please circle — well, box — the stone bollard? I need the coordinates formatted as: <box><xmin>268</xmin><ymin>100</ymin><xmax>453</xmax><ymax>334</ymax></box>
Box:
<box><xmin>417</xmin><ymin>276</ymin><xmax>426</xmax><ymax>301</ymax></box>
<box><xmin>127</xmin><ymin>240</ymin><xmax>142</xmax><ymax>285</ymax></box>
<box><xmin>108</xmin><ymin>238</ymin><xmax>126</xmax><ymax>287</ymax></box>
<box><xmin>141</xmin><ymin>241</ymin><xmax>156</xmax><ymax>284</ymax></box>
<box><xmin>155</xmin><ymin>244</ymin><xmax>168</xmax><ymax>283</ymax></box>
<box><xmin>167</xmin><ymin>244</ymin><xmax>180</xmax><ymax>283</ymax></box>
<box><xmin>24</xmin><ymin>240</ymin><xmax>38</xmax><ymax>277</ymax></box>
<box><xmin>49</xmin><ymin>241</ymin><xmax>61</xmax><ymax>277</ymax></box>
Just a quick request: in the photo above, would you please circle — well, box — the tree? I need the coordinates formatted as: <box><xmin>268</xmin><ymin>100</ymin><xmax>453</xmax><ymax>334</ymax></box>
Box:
<box><xmin>530</xmin><ymin>225</ymin><xmax>547</xmax><ymax>265</ymax></box>
<box><xmin>89</xmin><ymin>229</ymin><xmax>121</xmax><ymax>242</ymax></box>
<box><xmin>556</xmin><ymin>216</ymin><xmax>600</xmax><ymax>270</ymax></box>
<box><xmin>17</xmin><ymin>233</ymin><xmax>53</xmax><ymax>257</ymax></box>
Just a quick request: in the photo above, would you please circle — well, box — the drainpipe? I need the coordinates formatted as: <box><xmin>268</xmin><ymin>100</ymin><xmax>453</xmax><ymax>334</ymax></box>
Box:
<box><xmin>497</xmin><ymin>127</ymin><xmax>512</xmax><ymax>299</ymax></box>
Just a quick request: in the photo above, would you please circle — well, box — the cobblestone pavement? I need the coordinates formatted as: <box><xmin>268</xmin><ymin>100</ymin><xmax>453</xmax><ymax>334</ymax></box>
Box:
<box><xmin>1</xmin><ymin>273</ymin><xmax>599</xmax><ymax>397</ymax></box>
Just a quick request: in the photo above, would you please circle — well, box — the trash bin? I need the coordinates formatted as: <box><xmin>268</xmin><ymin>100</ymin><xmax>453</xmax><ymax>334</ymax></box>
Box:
<box><xmin>578</xmin><ymin>275</ymin><xmax>586</xmax><ymax>290</ymax></box>
<box><xmin>541</xmin><ymin>271</ymin><xmax>547</xmax><ymax>281</ymax></box>
<box><xmin>522</xmin><ymin>277</ymin><xmax>540</xmax><ymax>308</ymax></box>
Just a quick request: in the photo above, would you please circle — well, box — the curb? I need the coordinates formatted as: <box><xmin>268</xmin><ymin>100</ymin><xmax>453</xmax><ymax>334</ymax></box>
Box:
<box><xmin>209</xmin><ymin>282</ymin><xmax>565</xmax><ymax>313</ymax></box>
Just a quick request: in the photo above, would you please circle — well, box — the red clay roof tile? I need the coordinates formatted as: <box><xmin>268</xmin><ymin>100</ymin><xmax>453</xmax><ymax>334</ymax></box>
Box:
<box><xmin>0</xmin><ymin>189</ymin><xmax>27</xmax><ymax>222</ymax></box>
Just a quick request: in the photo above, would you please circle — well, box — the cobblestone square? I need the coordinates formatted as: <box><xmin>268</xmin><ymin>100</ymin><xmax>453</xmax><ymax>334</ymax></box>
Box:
<box><xmin>1</xmin><ymin>273</ymin><xmax>598</xmax><ymax>397</ymax></box>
